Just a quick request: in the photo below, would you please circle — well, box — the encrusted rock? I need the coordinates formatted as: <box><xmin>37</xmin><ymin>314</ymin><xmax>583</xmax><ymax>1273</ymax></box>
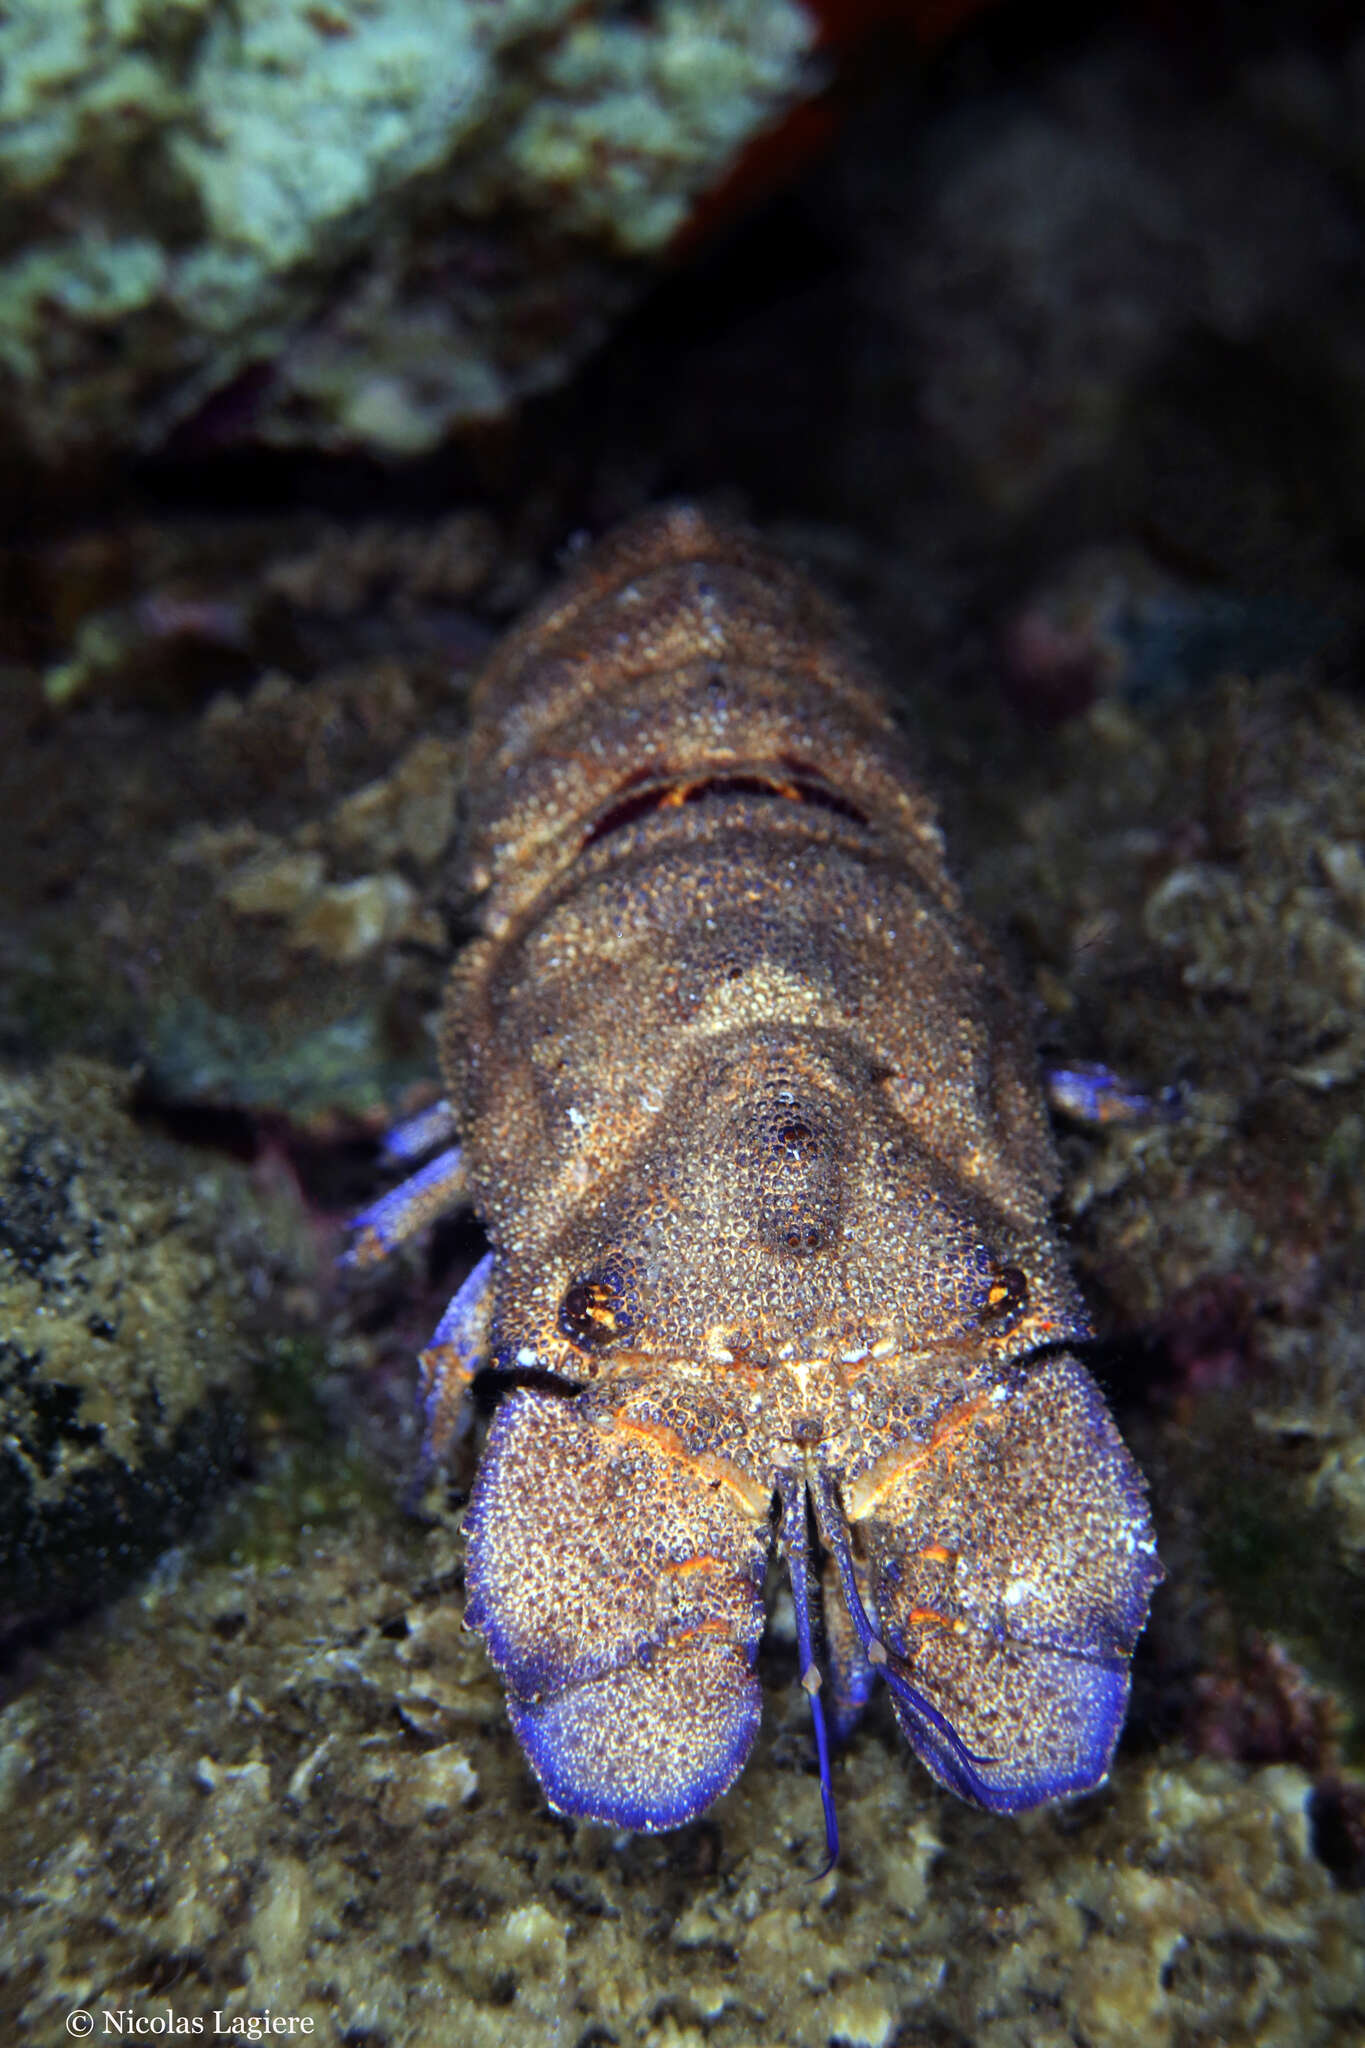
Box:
<box><xmin>0</xmin><ymin>0</ymin><xmax>816</xmax><ymax>464</ymax></box>
<box><xmin>0</xmin><ymin>1057</ymin><xmax>262</xmax><ymax>1630</ymax></box>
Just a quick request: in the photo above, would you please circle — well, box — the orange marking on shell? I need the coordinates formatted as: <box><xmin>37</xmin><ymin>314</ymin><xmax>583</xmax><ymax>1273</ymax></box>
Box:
<box><xmin>671</xmin><ymin>1620</ymin><xmax>740</xmax><ymax>1648</ymax></box>
<box><xmin>905</xmin><ymin>1606</ymin><xmax>964</xmax><ymax>1634</ymax></box>
<box><xmin>843</xmin><ymin>1392</ymin><xmax>992</xmax><ymax>1522</ymax></box>
<box><xmin>918</xmin><ymin>1543</ymin><xmax>954</xmax><ymax>1564</ymax></box>
<box><xmin>612</xmin><ymin>1413</ymin><xmax>692</xmax><ymax>1460</ymax></box>
<box><xmin>612</xmin><ymin>1414</ymin><xmax>770</xmax><ymax>1519</ymax></box>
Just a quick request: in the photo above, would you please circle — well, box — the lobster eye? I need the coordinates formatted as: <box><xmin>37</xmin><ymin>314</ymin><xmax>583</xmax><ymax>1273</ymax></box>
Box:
<box><xmin>980</xmin><ymin>1264</ymin><xmax>1029</xmax><ymax>1327</ymax></box>
<box><xmin>558</xmin><ymin>1266</ymin><xmax>636</xmax><ymax>1350</ymax></box>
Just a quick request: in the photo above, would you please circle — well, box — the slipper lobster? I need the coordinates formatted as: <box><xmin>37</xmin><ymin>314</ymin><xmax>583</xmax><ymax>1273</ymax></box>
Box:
<box><xmin>345</xmin><ymin>505</ymin><xmax>1161</xmax><ymax>1858</ymax></box>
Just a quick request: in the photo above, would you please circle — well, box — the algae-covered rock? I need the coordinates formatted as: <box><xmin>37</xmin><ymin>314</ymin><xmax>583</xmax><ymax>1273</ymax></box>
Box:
<box><xmin>0</xmin><ymin>0</ymin><xmax>815</xmax><ymax>463</ymax></box>
<box><xmin>0</xmin><ymin>1057</ymin><xmax>266</xmax><ymax>1630</ymax></box>
<box><xmin>0</xmin><ymin>518</ymin><xmax>495</xmax><ymax>1123</ymax></box>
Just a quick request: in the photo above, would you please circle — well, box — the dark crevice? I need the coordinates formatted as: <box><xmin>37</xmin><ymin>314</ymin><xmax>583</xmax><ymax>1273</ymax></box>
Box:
<box><xmin>582</xmin><ymin>766</ymin><xmax>869</xmax><ymax>851</ymax></box>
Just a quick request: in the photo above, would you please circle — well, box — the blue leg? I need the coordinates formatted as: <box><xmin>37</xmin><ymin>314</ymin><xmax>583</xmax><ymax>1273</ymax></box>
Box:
<box><xmin>1045</xmin><ymin>1063</ymin><xmax>1183</xmax><ymax>1127</ymax></box>
<box><xmin>340</xmin><ymin>1145</ymin><xmax>467</xmax><ymax>1269</ymax></box>
<box><xmin>777</xmin><ymin>1471</ymin><xmax>839</xmax><ymax>1873</ymax></box>
<box><xmin>380</xmin><ymin>1098</ymin><xmax>460</xmax><ymax>1162</ymax></box>
<box><xmin>412</xmin><ymin>1251</ymin><xmax>495</xmax><ymax>1483</ymax></box>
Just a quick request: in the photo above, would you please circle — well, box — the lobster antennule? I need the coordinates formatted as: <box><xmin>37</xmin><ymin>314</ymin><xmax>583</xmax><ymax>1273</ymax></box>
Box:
<box><xmin>879</xmin><ymin>1665</ymin><xmax>1005</xmax><ymax>1807</ymax></box>
<box><xmin>777</xmin><ymin>1471</ymin><xmax>839</xmax><ymax>1873</ymax></box>
<box><xmin>810</xmin><ymin>1469</ymin><xmax>1003</xmax><ymax>1806</ymax></box>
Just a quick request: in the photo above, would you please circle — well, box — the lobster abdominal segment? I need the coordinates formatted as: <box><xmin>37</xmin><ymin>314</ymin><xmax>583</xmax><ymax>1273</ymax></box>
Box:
<box><xmin>354</xmin><ymin>506</ymin><xmax>1161</xmax><ymax>1847</ymax></box>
